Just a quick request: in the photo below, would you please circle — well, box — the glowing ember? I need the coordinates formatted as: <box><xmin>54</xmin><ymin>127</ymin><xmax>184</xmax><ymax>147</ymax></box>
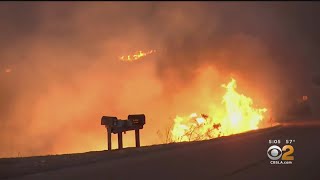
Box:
<box><xmin>171</xmin><ymin>78</ymin><xmax>267</xmax><ymax>142</ymax></box>
<box><xmin>119</xmin><ymin>50</ymin><xmax>156</xmax><ymax>62</ymax></box>
<box><xmin>302</xmin><ymin>95</ymin><xmax>308</xmax><ymax>101</ymax></box>
<box><xmin>4</xmin><ymin>68</ymin><xmax>12</xmax><ymax>73</ymax></box>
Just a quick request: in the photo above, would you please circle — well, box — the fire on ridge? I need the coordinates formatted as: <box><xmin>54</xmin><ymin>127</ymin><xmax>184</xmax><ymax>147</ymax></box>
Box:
<box><xmin>119</xmin><ymin>50</ymin><xmax>156</xmax><ymax>62</ymax></box>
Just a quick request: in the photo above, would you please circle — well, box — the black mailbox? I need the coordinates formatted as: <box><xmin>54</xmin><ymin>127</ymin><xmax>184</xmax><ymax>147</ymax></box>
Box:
<box><xmin>128</xmin><ymin>114</ymin><xmax>145</xmax><ymax>126</ymax></box>
<box><xmin>101</xmin><ymin>116</ymin><xmax>117</xmax><ymax>126</ymax></box>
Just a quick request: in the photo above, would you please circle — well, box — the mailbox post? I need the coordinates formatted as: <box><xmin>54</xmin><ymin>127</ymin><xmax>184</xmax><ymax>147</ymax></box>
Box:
<box><xmin>101</xmin><ymin>114</ymin><xmax>146</xmax><ymax>150</ymax></box>
<box><xmin>118</xmin><ymin>132</ymin><xmax>123</xmax><ymax>149</ymax></box>
<box><xmin>107</xmin><ymin>131</ymin><xmax>112</xmax><ymax>150</ymax></box>
<box><xmin>135</xmin><ymin>129</ymin><xmax>140</xmax><ymax>147</ymax></box>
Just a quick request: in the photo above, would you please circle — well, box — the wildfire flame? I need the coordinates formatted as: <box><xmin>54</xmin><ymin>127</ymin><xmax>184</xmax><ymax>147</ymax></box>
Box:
<box><xmin>171</xmin><ymin>78</ymin><xmax>267</xmax><ymax>142</ymax></box>
<box><xmin>119</xmin><ymin>50</ymin><xmax>156</xmax><ymax>62</ymax></box>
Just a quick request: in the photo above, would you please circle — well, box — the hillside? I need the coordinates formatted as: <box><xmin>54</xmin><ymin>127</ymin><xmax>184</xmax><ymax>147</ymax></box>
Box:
<box><xmin>1</xmin><ymin>122</ymin><xmax>320</xmax><ymax>180</ymax></box>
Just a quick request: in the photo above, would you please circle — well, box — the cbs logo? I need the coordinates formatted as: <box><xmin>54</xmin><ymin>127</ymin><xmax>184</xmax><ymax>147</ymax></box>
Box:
<box><xmin>267</xmin><ymin>145</ymin><xmax>294</xmax><ymax>161</ymax></box>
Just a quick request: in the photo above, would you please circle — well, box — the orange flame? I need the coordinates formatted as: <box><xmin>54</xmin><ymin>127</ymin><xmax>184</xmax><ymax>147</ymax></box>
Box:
<box><xmin>119</xmin><ymin>50</ymin><xmax>156</xmax><ymax>62</ymax></box>
<box><xmin>171</xmin><ymin>78</ymin><xmax>267</xmax><ymax>142</ymax></box>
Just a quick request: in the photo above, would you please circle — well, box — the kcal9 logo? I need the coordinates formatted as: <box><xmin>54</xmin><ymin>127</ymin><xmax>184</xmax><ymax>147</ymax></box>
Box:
<box><xmin>267</xmin><ymin>145</ymin><xmax>294</xmax><ymax>160</ymax></box>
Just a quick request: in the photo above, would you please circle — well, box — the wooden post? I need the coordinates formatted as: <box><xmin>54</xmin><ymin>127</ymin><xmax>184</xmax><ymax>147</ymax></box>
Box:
<box><xmin>135</xmin><ymin>129</ymin><xmax>140</xmax><ymax>147</ymax></box>
<box><xmin>107</xmin><ymin>131</ymin><xmax>112</xmax><ymax>151</ymax></box>
<box><xmin>118</xmin><ymin>132</ymin><xmax>123</xmax><ymax>149</ymax></box>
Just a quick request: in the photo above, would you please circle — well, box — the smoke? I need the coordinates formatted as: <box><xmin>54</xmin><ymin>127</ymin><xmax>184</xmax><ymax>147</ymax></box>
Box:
<box><xmin>0</xmin><ymin>2</ymin><xmax>319</xmax><ymax>157</ymax></box>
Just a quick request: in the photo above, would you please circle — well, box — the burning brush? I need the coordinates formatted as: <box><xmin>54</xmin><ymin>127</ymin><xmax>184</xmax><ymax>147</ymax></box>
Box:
<box><xmin>170</xmin><ymin>78</ymin><xmax>268</xmax><ymax>142</ymax></box>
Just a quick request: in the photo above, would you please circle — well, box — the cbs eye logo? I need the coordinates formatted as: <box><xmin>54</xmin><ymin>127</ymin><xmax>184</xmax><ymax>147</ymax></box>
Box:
<box><xmin>267</xmin><ymin>145</ymin><xmax>294</xmax><ymax>161</ymax></box>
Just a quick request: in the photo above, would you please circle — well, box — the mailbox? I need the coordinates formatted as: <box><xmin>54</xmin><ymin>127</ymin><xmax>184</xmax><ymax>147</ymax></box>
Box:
<box><xmin>101</xmin><ymin>116</ymin><xmax>117</xmax><ymax>126</ymax></box>
<box><xmin>128</xmin><ymin>114</ymin><xmax>145</xmax><ymax>126</ymax></box>
<box><xmin>101</xmin><ymin>114</ymin><xmax>146</xmax><ymax>150</ymax></box>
